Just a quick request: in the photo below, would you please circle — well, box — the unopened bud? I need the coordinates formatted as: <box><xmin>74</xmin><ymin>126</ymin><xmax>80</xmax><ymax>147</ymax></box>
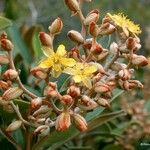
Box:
<box><xmin>67</xmin><ymin>85</ymin><xmax>80</xmax><ymax>97</ymax></box>
<box><xmin>60</xmin><ymin>95</ymin><xmax>73</xmax><ymax>105</ymax></box>
<box><xmin>95</xmin><ymin>82</ymin><xmax>110</xmax><ymax>93</ymax></box>
<box><xmin>0</xmin><ymin>80</ymin><xmax>10</xmax><ymax>90</ymax></box>
<box><xmin>31</xmin><ymin>98</ymin><xmax>42</xmax><ymax>109</ymax></box>
<box><xmin>89</xmin><ymin>22</ymin><xmax>99</xmax><ymax>37</ymax></box>
<box><xmin>111</xmin><ymin>62</ymin><xmax>126</xmax><ymax>71</ymax></box>
<box><xmin>0</xmin><ymin>39</ymin><xmax>14</xmax><ymax>51</ymax></box>
<box><xmin>39</xmin><ymin>32</ymin><xmax>52</xmax><ymax>47</ymax></box>
<box><xmin>34</xmin><ymin>125</ymin><xmax>50</xmax><ymax>136</ymax></box>
<box><xmin>68</xmin><ymin>47</ymin><xmax>80</xmax><ymax>60</ymax></box>
<box><xmin>131</xmin><ymin>54</ymin><xmax>148</xmax><ymax>67</ymax></box>
<box><xmin>99</xmin><ymin>23</ymin><xmax>116</xmax><ymax>35</ymax></box>
<box><xmin>118</xmin><ymin>69</ymin><xmax>131</xmax><ymax>81</ymax></box>
<box><xmin>126</xmin><ymin>37</ymin><xmax>136</xmax><ymax>50</ymax></box>
<box><xmin>31</xmin><ymin>67</ymin><xmax>48</xmax><ymax>79</ymax></box>
<box><xmin>83</xmin><ymin>38</ymin><xmax>92</xmax><ymax>50</ymax></box>
<box><xmin>48</xmin><ymin>17</ymin><xmax>63</xmax><ymax>35</ymax></box>
<box><xmin>97</xmin><ymin>98</ymin><xmax>110</xmax><ymax>107</ymax></box>
<box><xmin>73</xmin><ymin>113</ymin><xmax>88</xmax><ymax>132</ymax></box>
<box><xmin>55</xmin><ymin>111</ymin><xmax>71</xmax><ymax>131</ymax></box>
<box><xmin>6</xmin><ymin>120</ymin><xmax>22</xmax><ymax>132</ymax></box>
<box><xmin>0</xmin><ymin>54</ymin><xmax>9</xmax><ymax>64</ymax></box>
<box><xmin>33</xmin><ymin>105</ymin><xmax>50</xmax><ymax>117</ymax></box>
<box><xmin>64</xmin><ymin>0</ymin><xmax>80</xmax><ymax>13</ymax></box>
<box><xmin>128</xmin><ymin>80</ymin><xmax>143</xmax><ymax>89</ymax></box>
<box><xmin>84</xmin><ymin>9</ymin><xmax>99</xmax><ymax>25</ymax></box>
<box><xmin>44</xmin><ymin>82</ymin><xmax>58</xmax><ymax>98</ymax></box>
<box><xmin>96</xmin><ymin>49</ymin><xmax>108</xmax><ymax>61</ymax></box>
<box><xmin>3</xmin><ymin>69</ymin><xmax>18</xmax><ymax>80</ymax></box>
<box><xmin>110</xmin><ymin>42</ymin><xmax>118</xmax><ymax>54</ymax></box>
<box><xmin>68</xmin><ymin>30</ymin><xmax>84</xmax><ymax>44</ymax></box>
<box><xmin>2</xmin><ymin>87</ymin><xmax>23</xmax><ymax>101</ymax></box>
<box><xmin>91</xmin><ymin>42</ymin><xmax>103</xmax><ymax>55</ymax></box>
<box><xmin>0</xmin><ymin>32</ymin><xmax>7</xmax><ymax>40</ymax></box>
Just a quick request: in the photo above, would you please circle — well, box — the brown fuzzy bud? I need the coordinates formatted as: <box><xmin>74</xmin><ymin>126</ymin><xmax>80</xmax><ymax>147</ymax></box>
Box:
<box><xmin>68</xmin><ymin>47</ymin><xmax>80</xmax><ymax>60</ymax></box>
<box><xmin>31</xmin><ymin>98</ymin><xmax>42</xmax><ymax>109</ymax></box>
<box><xmin>68</xmin><ymin>30</ymin><xmax>84</xmax><ymax>44</ymax></box>
<box><xmin>31</xmin><ymin>67</ymin><xmax>48</xmax><ymax>79</ymax></box>
<box><xmin>64</xmin><ymin>0</ymin><xmax>80</xmax><ymax>13</ymax></box>
<box><xmin>97</xmin><ymin>98</ymin><xmax>110</xmax><ymax>107</ymax></box>
<box><xmin>0</xmin><ymin>54</ymin><xmax>9</xmax><ymax>64</ymax></box>
<box><xmin>3</xmin><ymin>69</ymin><xmax>18</xmax><ymax>80</ymax></box>
<box><xmin>55</xmin><ymin>111</ymin><xmax>71</xmax><ymax>131</ymax></box>
<box><xmin>96</xmin><ymin>49</ymin><xmax>108</xmax><ymax>61</ymax></box>
<box><xmin>0</xmin><ymin>80</ymin><xmax>10</xmax><ymax>90</ymax></box>
<box><xmin>111</xmin><ymin>62</ymin><xmax>127</xmax><ymax>71</ymax></box>
<box><xmin>118</xmin><ymin>69</ymin><xmax>131</xmax><ymax>81</ymax></box>
<box><xmin>73</xmin><ymin>113</ymin><xmax>88</xmax><ymax>132</ymax></box>
<box><xmin>126</xmin><ymin>37</ymin><xmax>136</xmax><ymax>50</ymax></box>
<box><xmin>34</xmin><ymin>125</ymin><xmax>50</xmax><ymax>136</ymax></box>
<box><xmin>6</xmin><ymin>120</ymin><xmax>22</xmax><ymax>132</ymax></box>
<box><xmin>99</xmin><ymin>23</ymin><xmax>116</xmax><ymax>35</ymax></box>
<box><xmin>39</xmin><ymin>32</ymin><xmax>52</xmax><ymax>47</ymax></box>
<box><xmin>67</xmin><ymin>85</ymin><xmax>80</xmax><ymax>97</ymax></box>
<box><xmin>128</xmin><ymin>80</ymin><xmax>143</xmax><ymax>89</ymax></box>
<box><xmin>91</xmin><ymin>42</ymin><xmax>103</xmax><ymax>55</ymax></box>
<box><xmin>48</xmin><ymin>17</ymin><xmax>63</xmax><ymax>35</ymax></box>
<box><xmin>110</xmin><ymin>42</ymin><xmax>118</xmax><ymax>54</ymax></box>
<box><xmin>0</xmin><ymin>39</ymin><xmax>14</xmax><ymax>51</ymax></box>
<box><xmin>60</xmin><ymin>95</ymin><xmax>73</xmax><ymax>105</ymax></box>
<box><xmin>0</xmin><ymin>32</ymin><xmax>7</xmax><ymax>40</ymax></box>
<box><xmin>44</xmin><ymin>82</ymin><xmax>58</xmax><ymax>98</ymax></box>
<box><xmin>89</xmin><ymin>22</ymin><xmax>99</xmax><ymax>37</ymax></box>
<box><xmin>131</xmin><ymin>54</ymin><xmax>148</xmax><ymax>67</ymax></box>
<box><xmin>83</xmin><ymin>38</ymin><xmax>92</xmax><ymax>50</ymax></box>
<box><xmin>84</xmin><ymin>9</ymin><xmax>99</xmax><ymax>25</ymax></box>
<box><xmin>95</xmin><ymin>82</ymin><xmax>110</xmax><ymax>93</ymax></box>
<box><xmin>79</xmin><ymin>95</ymin><xmax>98</xmax><ymax>110</ymax></box>
<box><xmin>2</xmin><ymin>87</ymin><xmax>23</xmax><ymax>101</ymax></box>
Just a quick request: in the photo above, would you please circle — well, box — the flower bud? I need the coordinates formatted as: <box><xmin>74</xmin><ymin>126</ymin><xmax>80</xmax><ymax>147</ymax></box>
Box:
<box><xmin>31</xmin><ymin>67</ymin><xmax>48</xmax><ymax>79</ymax></box>
<box><xmin>94</xmin><ymin>63</ymin><xmax>105</xmax><ymax>74</ymax></box>
<box><xmin>89</xmin><ymin>22</ymin><xmax>99</xmax><ymax>37</ymax></box>
<box><xmin>96</xmin><ymin>49</ymin><xmax>108</xmax><ymax>61</ymax></box>
<box><xmin>39</xmin><ymin>32</ymin><xmax>52</xmax><ymax>47</ymax></box>
<box><xmin>79</xmin><ymin>95</ymin><xmax>98</xmax><ymax>110</ymax></box>
<box><xmin>33</xmin><ymin>105</ymin><xmax>50</xmax><ymax>117</ymax></box>
<box><xmin>64</xmin><ymin>0</ymin><xmax>80</xmax><ymax>13</ymax></box>
<box><xmin>118</xmin><ymin>69</ymin><xmax>131</xmax><ymax>81</ymax></box>
<box><xmin>91</xmin><ymin>42</ymin><xmax>103</xmax><ymax>55</ymax></box>
<box><xmin>83</xmin><ymin>38</ymin><xmax>92</xmax><ymax>50</ymax></box>
<box><xmin>2</xmin><ymin>87</ymin><xmax>23</xmax><ymax>101</ymax></box>
<box><xmin>6</xmin><ymin>120</ymin><xmax>22</xmax><ymax>132</ymax></box>
<box><xmin>44</xmin><ymin>82</ymin><xmax>58</xmax><ymax>98</ymax></box>
<box><xmin>68</xmin><ymin>30</ymin><xmax>84</xmax><ymax>44</ymax></box>
<box><xmin>0</xmin><ymin>97</ymin><xmax>9</xmax><ymax>106</ymax></box>
<box><xmin>84</xmin><ymin>9</ymin><xmax>99</xmax><ymax>25</ymax></box>
<box><xmin>48</xmin><ymin>17</ymin><xmax>63</xmax><ymax>35</ymax></box>
<box><xmin>110</xmin><ymin>42</ymin><xmax>118</xmax><ymax>54</ymax></box>
<box><xmin>31</xmin><ymin>98</ymin><xmax>42</xmax><ymax>109</ymax></box>
<box><xmin>60</xmin><ymin>95</ymin><xmax>73</xmax><ymax>105</ymax></box>
<box><xmin>126</xmin><ymin>37</ymin><xmax>136</xmax><ymax>50</ymax></box>
<box><xmin>68</xmin><ymin>47</ymin><xmax>80</xmax><ymax>60</ymax></box>
<box><xmin>99</xmin><ymin>23</ymin><xmax>116</xmax><ymax>35</ymax></box>
<box><xmin>0</xmin><ymin>80</ymin><xmax>10</xmax><ymax>90</ymax></box>
<box><xmin>0</xmin><ymin>39</ymin><xmax>14</xmax><ymax>51</ymax></box>
<box><xmin>128</xmin><ymin>80</ymin><xmax>143</xmax><ymax>89</ymax></box>
<box><xmin>34</xmin><ymin>125</ymin><xmax>50</xmax><ymax>137</ymax></box>
<box><xmin>55</xmin><ymin>111</ymin><xmax>71</xmax><ymax>131</ymax></box>
<box><xmin>73</xmin><ymin>113</ymin><xmax>87</xmax><ymax>132</ymax></box>
<box><xmin>3</xmin><ymin>69</ymin><xmax>18</xmax><ymax>80</ymax></box>
<box><xmin>97</xmin><ymin>98</ymin><xmax>110</xmax><ymax>107</ymax></box>
<box><xmin>131</xmin><ymin>54</ymin><xmax>148</xmax><ymax>67</ymax></box>
<box><xmin>0</xmin><ymin>32</ymin><xmax>7</xmax><ymax>40</ymax></box>
<box><xmin>67</xmin><ymin>85</ymin><xmax>80</xmax><ymax>97</ymax></box>
<box><xmin>0</xmin><ymin>54</ymin><xmax>9</xmax><ymax>64</ymax></box>
<box><xmin>111</xmin><ymin>62</ymin><xmax>126</xmax><ymax>71</ymax></box>
<box><xmin>118</xmin><ymin>80</ymin><xmax>130</xmax><ymax>90</ymax></box>
<box><xmin>95</xmin><ymin>82</ymin><xmax>110</xmax><ymax>93</ymax></box>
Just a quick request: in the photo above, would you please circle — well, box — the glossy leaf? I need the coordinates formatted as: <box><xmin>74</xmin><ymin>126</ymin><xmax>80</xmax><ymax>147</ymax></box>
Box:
<box><xmin>0</xmin><ymin>16</ymin><xmax>12</xmax><ymax>30</ymax></box>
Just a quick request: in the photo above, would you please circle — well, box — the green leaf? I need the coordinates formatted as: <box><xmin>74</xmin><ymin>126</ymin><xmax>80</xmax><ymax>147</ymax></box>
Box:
<box><xmin>102</xmin><ymin>144</ymin><xmax>122</xmax><ymax>150</ymax></box>
<box><xmin>0</xmin><ymin>16</ymin><xmax>12</xmax><ymax>30</ymax></box>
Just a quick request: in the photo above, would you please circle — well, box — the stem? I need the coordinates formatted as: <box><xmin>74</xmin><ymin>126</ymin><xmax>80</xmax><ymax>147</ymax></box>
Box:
<box><xmin>8</xmin><ymin>51</ymin><xmax>37</xmax><ymax>99</ymax></box>
<box><xmin>0</xmin><ymin>128</ymin><xmax>22</xmax><ymax>150</ymax></box>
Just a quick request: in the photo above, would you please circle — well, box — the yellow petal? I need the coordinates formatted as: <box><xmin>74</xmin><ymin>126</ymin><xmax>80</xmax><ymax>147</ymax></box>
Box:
<box><xmin>56</xmin><ymin>44</ymin><xmax>66</xmax><ymax>56</ymax></box>
<box><xmin>83</xmin><ymin>65</ymin><xmax>97</xmax><ymax>75</ymax></box>
<box><xmin>51</xmin><ymin>68</ymin><xmax>62</xmax><ymax>78</ymax></box>
<box><xmin>39</xmin><ymin>58</ymin><xmax>53</xmax><ymax>68</ymax></box>
<box><xmin>60</xmin><ymin>58</ymin><xmax>76</xmax><ymax>67</ymax></box>
<box><xmin>82</xmin><ymin>77</ymin><xmax>92</xmax><ymax>89</ymax></box>
<box><xmin>53</xmin><ymin>64</ymin><xmax>62</xmax><ymax>72</ymax></box>
<box><xmin>73</xmin><ymin>75</ymin><xmax>82</xmax><ymax>83</ymax></box>
<box><xmin>42</xmin><ymin>46</ymin><xmax>54</xmax><ymax>57</ymax></box>
<box><xmin>63</xmin><ymin>67</ymin><xmax>75</xmax><ymax>75</ymax></box>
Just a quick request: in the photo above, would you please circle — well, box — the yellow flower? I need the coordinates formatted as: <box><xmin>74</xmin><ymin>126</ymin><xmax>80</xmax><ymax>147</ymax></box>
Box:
<box><xmin>39</xmin><ymin>44</ymin><xmax>76</xmax><ymax>78</ymax></box>
<box><xmin>107</xmin><ymin>13</ymin><xmax>141</xmax><ymax>35</ymax></box>
<box><xmin>63</xmin><ymin>63</ymin><xmax>97</xmax><ymax>89</ymax></box>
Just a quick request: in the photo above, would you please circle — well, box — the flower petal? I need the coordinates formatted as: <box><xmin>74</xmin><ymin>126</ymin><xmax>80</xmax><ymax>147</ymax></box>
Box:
<box><xmin>73</xmin><ymin>75</ymin><xmax>82</xmax><ymax>83</ymax></box>
<box><xmin>39</xmin><ymin>58</ymin><xmax>53</xmax><ymax>68</ymax></box>
<box><xmin>63</xmin><ymin>67</ymin><xmax>75</xmax><ymax>75</ymax></box>
<box><xmin>42</xmin><ymin>46</ymin><xmax>54</xmax><ymax>57</ymax></box>
<box><xmin>82</xmin><ymin>77</ymin><xmax>92</xmax><ymax>89</ymax></box>
<box><xmin>84</xmin><ymin>65</ymin><xmax>97</xmax><ymax>75</ymax></box>
<box><xmin>56</xmin><ymin>44</ymin><xmax>66</xmax><ymax>56</ymax></box>
<box><xmin>51</xmin><ymin>64</ymin><xmax>62</xmax><ymax>78</ymax></box>
<box><xmin>60</xmin><ymin>58</ymin><xmax>76</xmax><ymax>67</ymax></box>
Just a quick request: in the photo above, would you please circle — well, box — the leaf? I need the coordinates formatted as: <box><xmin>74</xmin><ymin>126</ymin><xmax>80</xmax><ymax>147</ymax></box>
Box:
<box><xmin>32</xmin><ymin>110</ymin><xmax>125</xmax><ymax>150</ymax></box>
<box><xmin>102</xmin><ymin>144</ymin><xmax>122</xmax><ymax>150</ymax></box>
<box><xmin>0</xmin><ymin>16</ymin><xmax>12</xmax><ymax>30</ymax></box>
